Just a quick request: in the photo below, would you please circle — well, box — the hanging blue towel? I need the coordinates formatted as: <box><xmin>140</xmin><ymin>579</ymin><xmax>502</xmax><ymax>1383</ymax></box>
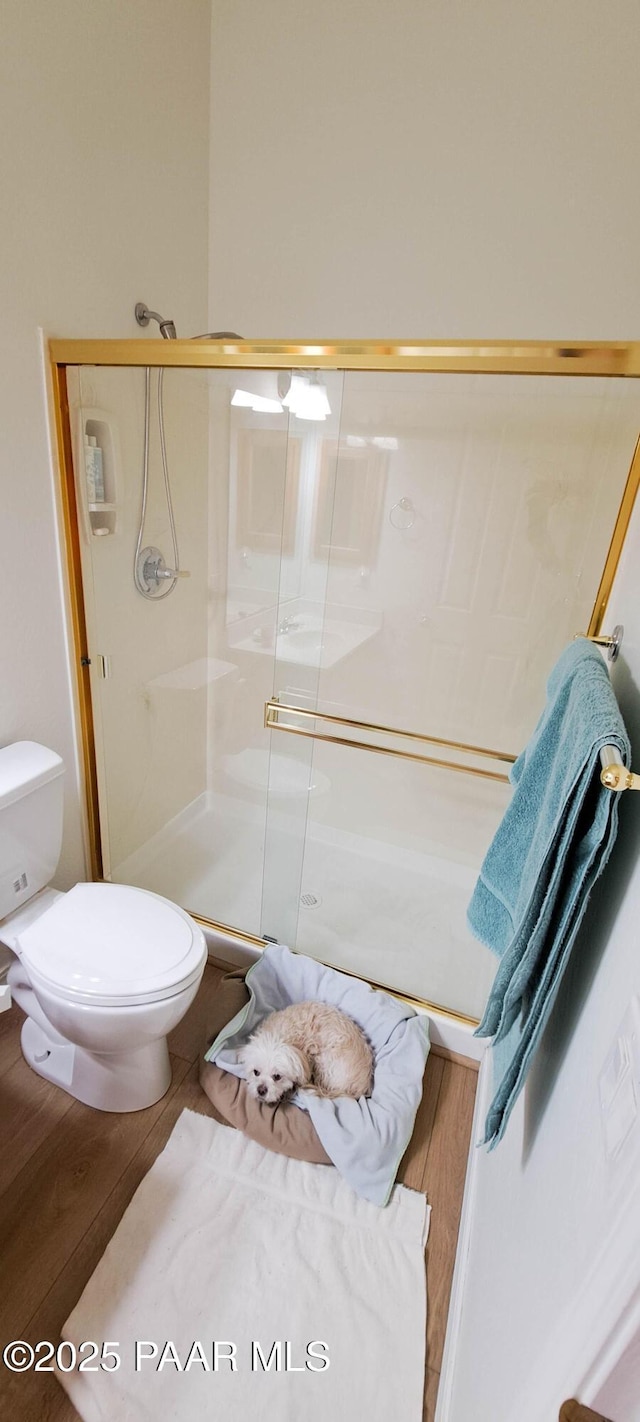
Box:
<box><xmin>468</xmin><ymin>638</ymin><xmax>630</xmax><ymax>1147</ymax></box>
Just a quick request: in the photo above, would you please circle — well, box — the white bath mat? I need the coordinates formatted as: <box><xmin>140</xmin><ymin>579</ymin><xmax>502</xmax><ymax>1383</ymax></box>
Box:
<box><xmin>58</xmin><ymin>1109</ymin><xmax>429</xmax><ymax>1422</ymax></box>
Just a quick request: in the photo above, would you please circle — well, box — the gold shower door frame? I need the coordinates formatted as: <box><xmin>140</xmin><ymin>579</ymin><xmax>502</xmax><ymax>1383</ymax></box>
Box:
<box><xmin>49</xmin><ymin>339</ymin><xmax>640</xmax><ymax>1026</ymax></box>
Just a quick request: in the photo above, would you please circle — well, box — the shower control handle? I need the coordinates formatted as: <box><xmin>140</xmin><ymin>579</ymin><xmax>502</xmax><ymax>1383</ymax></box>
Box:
<box><xmin>135</xmin><ymin>546</ymin><xmax>190</xmax><ymax>596</ymax></box>
<box><xmin>141</xmin><ymin>552</ymin><xmax>190</xmax><ymax>584</ymax></box>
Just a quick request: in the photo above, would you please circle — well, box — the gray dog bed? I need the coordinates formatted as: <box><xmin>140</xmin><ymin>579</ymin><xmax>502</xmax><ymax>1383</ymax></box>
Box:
<box><xmin>202</xmin><ymin>945</ymin><xmax>430</xmax><ymax>1206</ymax></box>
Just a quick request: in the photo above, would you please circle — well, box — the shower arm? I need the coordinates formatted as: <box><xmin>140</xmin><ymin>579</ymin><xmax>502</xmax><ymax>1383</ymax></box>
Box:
<box><xmin>134</xmin><ymin>303</ymin><xmax>177</xmax><ymax>340</ymax></box>
<box><xmin>134</xmin><ymin>302</ymin><xmax>243</xmax><ymax>342</ymax></box>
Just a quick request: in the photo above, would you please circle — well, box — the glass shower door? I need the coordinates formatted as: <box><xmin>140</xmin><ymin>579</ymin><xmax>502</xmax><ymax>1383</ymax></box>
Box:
<box><xmin>67</xmin><ymin>355</ymin><xmax>640</xmax><ymax>1021</ymax></box>
<box><xmin>262</xmin><ymin>370</ymin><xmax>640</xmax><ymax>1017</ymax></box>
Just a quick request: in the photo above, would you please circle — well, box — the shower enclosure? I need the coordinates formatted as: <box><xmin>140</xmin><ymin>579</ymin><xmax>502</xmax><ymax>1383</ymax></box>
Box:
<box><xmin>51</xmin><ymin>340</ymin><xmax>640</xmax><ymax>1027</ymax></box>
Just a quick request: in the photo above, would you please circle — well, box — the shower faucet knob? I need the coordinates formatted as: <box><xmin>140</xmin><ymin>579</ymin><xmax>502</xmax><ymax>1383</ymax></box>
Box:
<box><xmin>135</xmin><ymin>546</ymin><xmax>190</xmax><ymax>596</ymax></box>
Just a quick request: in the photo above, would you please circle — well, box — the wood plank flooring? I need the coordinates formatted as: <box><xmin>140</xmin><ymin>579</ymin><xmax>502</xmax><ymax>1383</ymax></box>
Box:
<box><xmin>0</xmin><ymin>964</ymin><xmax>476</xmax><ymax>1422</ymax></box>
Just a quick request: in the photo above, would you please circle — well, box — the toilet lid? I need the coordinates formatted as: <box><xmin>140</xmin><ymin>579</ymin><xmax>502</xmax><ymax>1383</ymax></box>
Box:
<box><xmin>18</xmin><ymin>882</ymin><xmax>207</xmax><ymax>1006</ymax></box>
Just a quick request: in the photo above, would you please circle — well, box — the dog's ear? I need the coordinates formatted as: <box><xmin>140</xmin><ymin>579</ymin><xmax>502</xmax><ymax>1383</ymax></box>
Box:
<box><xmin>282</xmin><ymin>1043</ymin><xmax>311</xmax><ymax>1088</ymax></box>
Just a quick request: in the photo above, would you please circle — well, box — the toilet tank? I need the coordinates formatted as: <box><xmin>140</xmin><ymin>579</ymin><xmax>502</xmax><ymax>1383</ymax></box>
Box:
<box><xmin>0</xmin><ymin>742</ymin><xmax>65</xmax><ymax>920</ymax></box>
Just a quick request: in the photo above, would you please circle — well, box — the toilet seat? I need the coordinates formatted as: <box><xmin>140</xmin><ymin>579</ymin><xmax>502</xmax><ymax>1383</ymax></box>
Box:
<box><xmin>17</xmin><ymin>882</ymin><xmax>207</xmax><ymax>1007</ymax></box>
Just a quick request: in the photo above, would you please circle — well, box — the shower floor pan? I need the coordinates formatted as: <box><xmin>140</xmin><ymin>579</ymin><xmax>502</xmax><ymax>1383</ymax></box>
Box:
<box><xmin>113</xmin><ymin>794</ymin><xmax>495</xmax><ymax>1021</ymax></box>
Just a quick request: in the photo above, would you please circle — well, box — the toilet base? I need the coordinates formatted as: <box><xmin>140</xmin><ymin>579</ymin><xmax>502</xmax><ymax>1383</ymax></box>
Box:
<box><xmin>20</xmin><ymin>1015</ymin><xmax>173</xmax><ymax>1112</ymax></box>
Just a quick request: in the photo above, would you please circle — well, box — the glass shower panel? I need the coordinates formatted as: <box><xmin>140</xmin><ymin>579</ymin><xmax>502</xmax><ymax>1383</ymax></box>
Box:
<box><xmin>71</xmin><ymin>363</ymin><xmax>301</xmax><ymax>938</ymax></box>
<box><xmin>264</xmin><ymin>372</ymin><xmax>640</xmax><ymax>1015</ymax></box>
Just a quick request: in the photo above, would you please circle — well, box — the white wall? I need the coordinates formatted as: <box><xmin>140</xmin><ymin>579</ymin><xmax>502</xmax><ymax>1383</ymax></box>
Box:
<box><xmin>210</xmin><ymin>0</ymin><xmax>640</xmax><ymax>339</ymax></box>
<box><xmin>206</xmin><ymin>2</ymin><xmax>640</xmax><ymax>1413</ymax></box>
<box><xmin>0</xmin><ymin>0</ymin><xmax>211</xmax><ymax>890</ymax></box>
<box><xmin>444</xmin><ymin>485</ymin><xmax>640</xmax><ymax>1421</ymax></box>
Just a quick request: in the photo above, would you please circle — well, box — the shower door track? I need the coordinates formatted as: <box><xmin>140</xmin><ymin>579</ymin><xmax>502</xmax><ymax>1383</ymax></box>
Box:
<box><xmin>188</xmin><ymin>914</ymin><xmax>482</xmax><ymax>1029</ymax></box>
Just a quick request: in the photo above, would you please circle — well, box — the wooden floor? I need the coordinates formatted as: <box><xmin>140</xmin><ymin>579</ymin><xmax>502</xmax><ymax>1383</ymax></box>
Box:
<box><xmin>0</xmin><ymin>964</ymin><xmax>477</xmax><ymax>1422</ymax></box>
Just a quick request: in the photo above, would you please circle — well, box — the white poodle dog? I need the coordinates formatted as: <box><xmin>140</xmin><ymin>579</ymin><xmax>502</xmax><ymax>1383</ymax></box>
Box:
<box><xmin>241</xmin><ymin>1001</ymin><xmax>374</xmax><ymax>1106</ymax></box>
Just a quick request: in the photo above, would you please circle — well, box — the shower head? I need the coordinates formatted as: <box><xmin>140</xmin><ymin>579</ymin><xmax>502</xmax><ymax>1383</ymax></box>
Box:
<box><xmin>135</xmin><ymin>302</ymin><xmax>177</xmax><ymax>339</ymax></box>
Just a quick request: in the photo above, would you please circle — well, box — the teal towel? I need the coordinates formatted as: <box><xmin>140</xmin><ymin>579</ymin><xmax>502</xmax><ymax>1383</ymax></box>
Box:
<box><xmin>468</xmin><ymin>638</ymin><xmax>630</xmax><ymax>1147</ymax></box>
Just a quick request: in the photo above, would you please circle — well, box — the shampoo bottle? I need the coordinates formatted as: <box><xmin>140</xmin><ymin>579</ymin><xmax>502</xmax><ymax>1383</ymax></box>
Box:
<box><xmin>85</xmin><ymin>436</ymin><xmax>96</xmax><ymax>502</ymax></box>
<box><xmin>85</xmin><ymin>436</ymin><xmax>105</xmax><ymax>504</ymax></box>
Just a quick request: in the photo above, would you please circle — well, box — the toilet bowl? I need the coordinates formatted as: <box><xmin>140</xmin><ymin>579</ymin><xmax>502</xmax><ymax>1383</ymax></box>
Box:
<box><xmin>0</xmin><ymin>742</ymin><xmax>208</xmax><ymax>1112</ymax></box>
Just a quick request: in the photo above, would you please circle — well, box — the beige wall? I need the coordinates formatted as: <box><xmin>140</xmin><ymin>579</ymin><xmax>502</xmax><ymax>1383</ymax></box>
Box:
<box><xmin>210</xmin><ymin>0</ymin><xmax>640</xmax><ymax>339</ymax></box>
<box><xmin>0</xmin><ymin>0</ymin><xmax>211</xmax><ymax>889</ymax></box>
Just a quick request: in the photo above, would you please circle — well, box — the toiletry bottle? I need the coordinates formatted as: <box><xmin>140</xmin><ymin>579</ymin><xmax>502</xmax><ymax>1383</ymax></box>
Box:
<box><xmin>87</xmin><ymin>436</ymin><xmax>105</xmax><ymax>503</ymax></box>
<box><xmin>85</xmin><ymin>436</ymin><xmax>97</xmax><ymax>503</ymax></box>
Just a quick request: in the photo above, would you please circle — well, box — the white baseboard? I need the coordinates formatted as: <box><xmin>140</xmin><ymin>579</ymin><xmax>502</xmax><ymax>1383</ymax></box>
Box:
<box><xmin>425</xmin><ymin>1009</ymin><xmax>484</xmax><ymax>1064</ymax></box>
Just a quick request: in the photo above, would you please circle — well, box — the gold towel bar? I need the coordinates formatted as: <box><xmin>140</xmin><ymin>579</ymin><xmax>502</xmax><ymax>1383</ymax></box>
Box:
<box><xmin>600</xmin><ymin>747</ymin><xmax>640</xmax><ymax>792</ymax></box>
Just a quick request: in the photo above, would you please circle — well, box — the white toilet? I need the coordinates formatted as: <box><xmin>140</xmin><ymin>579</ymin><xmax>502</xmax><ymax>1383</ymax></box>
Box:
<box><xmin>0</xmin><ymin>741</ymin><xmax>207</xmax><ymax>1112</ymax></box>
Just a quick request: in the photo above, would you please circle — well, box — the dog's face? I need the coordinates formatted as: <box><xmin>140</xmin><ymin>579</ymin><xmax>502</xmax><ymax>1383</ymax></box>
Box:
<box><xmin>241</xmin><ymin>1030</ymin><xmax>310</xmax><ymax>1105</ymax></box>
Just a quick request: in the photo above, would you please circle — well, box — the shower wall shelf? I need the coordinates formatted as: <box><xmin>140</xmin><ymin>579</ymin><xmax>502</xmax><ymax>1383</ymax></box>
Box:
<box><xmin>75</xmin><ymin>407</ymin><xmax>121</xmax><ymax>540</ymax></box>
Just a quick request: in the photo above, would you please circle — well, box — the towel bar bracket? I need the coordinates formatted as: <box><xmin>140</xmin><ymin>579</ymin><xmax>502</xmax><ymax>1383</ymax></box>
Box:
<box><xmin>600</xmin><ymin>764</ymin><xmax>640</xmax><ymax>792</ymax></box>
<box><xmin>576</xmin><ymin>624</ymin><xmax>624</xmax><ymax>661</ymax></box>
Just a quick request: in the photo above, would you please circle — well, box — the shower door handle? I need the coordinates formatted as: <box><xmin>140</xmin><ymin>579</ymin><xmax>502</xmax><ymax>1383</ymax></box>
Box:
<box><xmin>265</xmin><ymin>699</ymin><xmax>514</xmax><ymax>783</ymax></box>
